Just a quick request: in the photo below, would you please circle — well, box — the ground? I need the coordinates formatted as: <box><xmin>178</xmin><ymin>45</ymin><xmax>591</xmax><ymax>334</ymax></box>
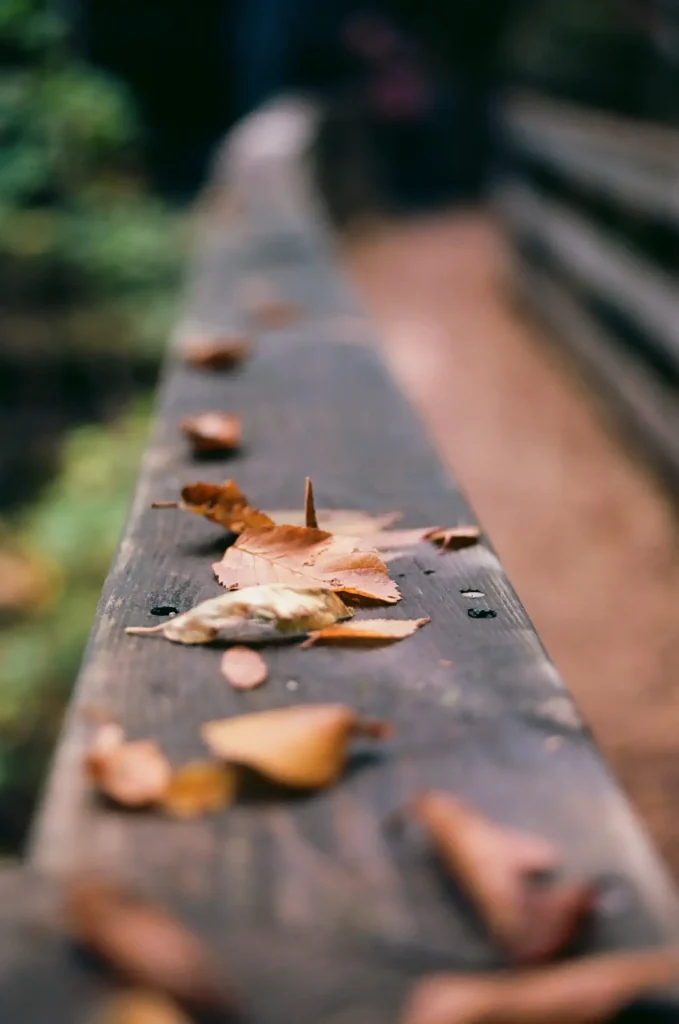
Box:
<box><xmin>347</xmin><ymin>210</ymin><xmax>679</xmax><ymax>877</ymax></box>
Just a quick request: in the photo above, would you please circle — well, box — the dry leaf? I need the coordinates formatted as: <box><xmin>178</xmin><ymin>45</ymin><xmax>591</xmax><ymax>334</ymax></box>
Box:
<box><xmin>151</xmin><ymin>480</ymin><xmax>273</xmax><ymax>533</ymax></box>
<box><xmin>426</xmin><ymin>526</ymin><xmax>481</xmax><ymax>552</ymax></box>
<box><xmin>126</xmin><ymin>584</ymin><xmax>352</xmax><ymax>644</ymax></box>
<box><xmin>304</xmin><ymin>476</ymin><xmax>318</xmax><ymax>529</ymax></box>
<box><xmin>213</xmin><ymin>526</ymin><xmax>400</xmax><ymax>604</ymax></box>
<box><xmin>180</xmin><ymin>413</ymin><xmax>241</xmax><ymax>453</ymax></box>
<box><xmin>85</xmin><ymin>739</ymin><xmax>171</xmax><ymax>808</ymax></box>
<box><xmin>183</xmin><ymin>334</ymin><xmax>250</xmax><ymax>370</ymax></box>
<box><xmin>302</xmin><ymin>617</ymin><xmax>430</xmax><ymax>648</ymax></box>
<box><xmin>160</xmin><ymin>762</ymin><xmax>235</xmax><ymax>818</ymax></box>
<box><xmin>411</xmin><ymin>792</ymin><xmax>570</xmax><ymax>961</ymax></box>
<box><xmin>265</xmin><ymin>508</ymin><xmax>402</xmax><ymax>535</ymax></box>
<box><xmin>95</xmin><ymin>989</ymin><xmax>191</xmax><ymax>1024</ymax></box>
<box><xmin>202</xmin><ymin>703</ymin><xmax>392</xmax><ymax>788</ymax></box>
<box><xmin>84</xmin><ymin>721</ymin><xmax>126</xmax><ymax>777</ymax></box>
<box><xmin>221</xmin><ymin>646</ymin><xmax>268</xmax><ymax>689</ymax></box>
<box><xmin>400</xmin><ymin>947</ymin><xmax>679</xmax><ymax>1024</ymax></box>
<box><xmin>65</xmin><ymin>876</ymin><xmax>233</xmax><ymax>1011</ymax></box>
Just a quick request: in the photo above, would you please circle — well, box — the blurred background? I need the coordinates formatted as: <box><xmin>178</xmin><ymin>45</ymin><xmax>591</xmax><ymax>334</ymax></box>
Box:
<box><xmin>3</xmin><ymin>0</ymin><xmax>679</xmax><ymax>871</ymax></box>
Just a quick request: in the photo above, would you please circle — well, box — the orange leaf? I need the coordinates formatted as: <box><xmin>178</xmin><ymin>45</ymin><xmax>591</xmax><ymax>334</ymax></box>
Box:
<box><xmin>213</xmin><ymin>525</ymin><xmax>400</xmax><ymax>604</ymax></box>
<box><xmin>152</xmin><ymin>480</ymin><xmax>274</xmax><ymax>533</ymax></box>
<box><xmin>302</xmin><ymin>617</ymin><xmax>430</xmax><ymax>648</ymax></box>
<box><xmin>160</xmin><ymin>762</ymin><xmax>235</xmax><ymax>818</ymax></box>
<box><xmin>202</xmin><ymin>704</ymin><xmax>392</xmax><ymax>788</ymax></box>
<box><xmin>304</xmin><ymin>476</ymin><xmax>318</xmax><ymax>529</ymax></box>
<box><xmin>183</xmin><ymin>334</ymin><xmax>251</xmax><ymax>370</ymax></box>
<box><xmin>85</xmin><ymin>738</ymin><xmax>171</xmax><ymax>809</ymax></box>
<box><xmin>220</xmin><ymin>646</ymin><xmax>268</xmax><ymax>689</ymax></box>
<box><xmin>265</xmin><ymin>508</ymin><xmax>402</xmax><ymax>535</ymax></box>
<box><xmin>180</xmin><ymin>413</ymin><xmax>241</xmax><ymax>453</ymax></box>
<box><xmin>400</xmin><ymin>948</ymin><xmax>679</xmax><ymax>1024</ymax></box>
<box><xmin>425</xmin><ymin>526</ymin><xmax>480</xmax><ymax>552</ymax></box>
<box><xmin>65</xmin><ymin>876</ymin><xmax>234</xmax><ymax>1011</ymax></box>
<box><xmin>96</xmin><ymin>989</ymin><xmax>191</xmax><ymax>1024</ymax></box>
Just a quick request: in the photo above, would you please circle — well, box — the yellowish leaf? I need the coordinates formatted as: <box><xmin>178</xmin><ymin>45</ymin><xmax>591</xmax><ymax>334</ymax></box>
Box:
<box><xmin>126</xmin><ymin>584</ymin><xmax>352</xmax><ymax>644</ymax></box>
<box><xmin>213</xmin><ymin>526</ymin><xmax>400</xmax><ymax>604</ymax></box>
<box><xmin>160</xmin><ymin>762</ymin><xmax>235</xmax><ymax>818</ymax></box>
<box><xmin>95</xmin><ymin>989</ymin><xmax>191</xmax><ymax>1024</ymax></box>
<box><xmin>302</xmin><ymin>616</ymin><xmax>430</xmax><ymax>648</ymax></box>
<box><xmin>220</xmin><ymin>646</ymin><xmax>268</xmax><ymax>689</ymax></box>
<box><xmin>151</xmin><ymin>479</ymin><xmax>273</xmax><ymax>533</ymax></box>
<box><xmin>202</xmin><ymin>704</ymin><xmax>393</xmax><ymax>788</ymax></box>
<box><xmin>180</xmin><ymin>413</ymin><xmax>241</xmax><ymax>453</ymax></box>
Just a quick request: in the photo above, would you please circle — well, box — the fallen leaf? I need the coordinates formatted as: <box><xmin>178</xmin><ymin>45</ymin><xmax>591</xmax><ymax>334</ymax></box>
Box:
<box><xmin>84</xmin><ymin>721</ymin><xmax>126</xmax><ymax>777</ymax></box>
<box><xmin>180</xmin><ymin>413</ymin><xmax>241</xmax><ymax>453</ymax></box>
<box><xmin>65</xmin><ymin>876</ymin><xmax>234</xmax><ymax>1011</ymax></box>
<box><xmin>151</xmin><ymin>479</ymin><xmax>273</xmax><ymax>533</ymax></box>
<box><xmin>302</xmin><ymin>617</ymin><xmax>430</xmax><ymax>648</ymax></box>
<box><xmin>95</xmin><ymin>989</ymin><xmax>191</xmax><ymax>1024</ymax></box>
<box><xmin>85</xmin><ymin>739</ymin><xmax>171</xmax><ymax>808</ymax></box>
<box><xmin>411</xmin><ymin>792</ymin><xmax>567</xmax><ymax>961</ymax></box>
<box><xmin>426</xmin><ymin>526</ymin><xmax>481</xmax><ymax>552</ymax></box>
<box><xmin>202</xmin><ymin>703</ymin><xmax>392</xmax><ymax>788</ymax></box>
<box><xmin>250</xmin><ymin>299</ymin><xmax>302</xmax><ymax>328</ymax></box>
<box><xmin>400</xmin><ymin>947</ymin><xmax>679</xmax><ymax>1024</ymax></box>
<box><xmin>221</xmin><ymin>646</ymin><xmax>268</xmax><ymax>689</ymax></box>
<box><xmin>264</xmin><ymin>508</ymin><xmax>402</xmax><ymax>535</ymax></box>
<box><xmin>213</xmin><ymin>526</ymin><xmax>400</xmax><ymax>604</ymax></box>
<box><xmin>126</xmin><ymin>584</ymin><xmax>352</xmax><ymax>644</ymax></box>
<box><xmin>160</xmin><ymin>762</ymin><xmax>235</xmax><ymax>818</ymax></box>
<box><xmin>183</xmin><ymin>334</ymin><xmax>251</xmax><ymax>370</ymax></box>
<box><xmin>304</xmin><ymin>476</ymin><xmax>318</xmax><ymax>529</ymax></box>
<box><xmin>518</xmin><ymin>880</ymin><xmax>596</xmax><ymax>964</ymax></box>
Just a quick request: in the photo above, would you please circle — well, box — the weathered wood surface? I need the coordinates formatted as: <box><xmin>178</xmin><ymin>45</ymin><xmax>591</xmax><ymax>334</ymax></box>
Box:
<box><xmin>13</xmin><ymin>103</ymin><xmax>679</xmax><ymax>1020</ymax></box>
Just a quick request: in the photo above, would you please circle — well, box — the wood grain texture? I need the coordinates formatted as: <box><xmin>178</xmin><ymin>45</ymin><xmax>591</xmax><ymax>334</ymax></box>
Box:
<box><xmin>23</xmin><ymin>115</ymin><xmax>679</xmax><ymax>1020</ymax></box>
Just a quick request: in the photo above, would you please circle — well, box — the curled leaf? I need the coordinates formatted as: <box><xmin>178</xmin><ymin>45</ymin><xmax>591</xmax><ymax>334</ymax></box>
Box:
<box><xmin>180</xmin><ymin>413</ymin><xmax>241</xmax><ymax>453</ymax></box>
<box><xmin>214</xmin><ymin>526</ymin><xmax>400</xmax><ymax>604</ymax></box>
<box><xmin>400</xmin><ymin>947</ymin><xmax>679</xmax><ymax>1024</ymax></box>
<box><xmin>95</xmin><ymin>989</ymin><xmax>191</xmax><ymax>1024</ymax></box>
<box><xmin>221</xmin><ymin>646</ymin><xmax>268</xmax><ymax>689</ymax></box>
<box><xmin>183</xmin><ymin>334</ymin><xmax>251</xmax><ymax>370</ymax></box>
<box><xmin>151</xmin><ymin>479</ymin><xmax>273</xmax><ymax>533</ymax></box>
<box><xmin>304</xmin><ymin>476</ymin><xmax>318</xmax><ymax>529</ymax></box>
<box><xmin>86</xmin><ymin>739</ymin><xmax>171</xmax><ymax>809</ymax></box>
<box><xmin>65</xmin><ymin>876</ymin><xmax>234</xmax><ymax>1011</ymax></box>
<box><xmin>265</xmin><ymin>508</ymin><xmax>402</xmax><ymax>535</ymax></box>
<box><xmin>202</xmin><ymin>703</ymin><xmax>393</xmax><ymax>788</ymax></box>
<box><xmin>302</xmin><ymin>616</ymin><xmax>430</xmax><ymax>648</ymax></box>
<box><xmin>160</xmin><ymin>762</ymin><xmax>236</xmax><ymax>818</ymax></box>
<box><xmin>425</xmin><ymin>526</ymin><xmax>481</xmax><ymax>552</ymax></box>
<box><xmin>126</xmin><ymin>584</ymin><xmax>352</xmax><ymax>644</ymax></box>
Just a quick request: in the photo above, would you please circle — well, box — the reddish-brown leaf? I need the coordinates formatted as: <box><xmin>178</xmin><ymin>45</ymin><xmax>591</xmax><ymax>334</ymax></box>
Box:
<box><xmin>180</xmin><ymin>413</ymin><xmax>241</xmax><ymax>453</ymax></box>
<box><xmin>220</xmin><ymin>646</ymin><xmax>268</xmax><ymax>689</ymax></box>
<box><xmin>213</xmin><ymin>525</ymin><xmax>400</xmax><ymax>604</ymax></box>
<box><xmin>65</xmin><ymin>876</ymin><xmax>234</xmax><ymax>1011</ymax></box>
<box><xmin>183</xmin><ymin>335</ymin><xmax>250</xmax><ymax>370</ymax></box>
<box><xmin>301</xmin><ymin>616</ymin><xmax>430</xmax><ymax>648</ymax></box>
<box><xmin>202</xmin><ymin>703</ymin><xmax>393</xmax><ymax>788</ymax></box>
<box><xmin>152</xmin><ymin>480</ymin><xmax>274</xmax><ymax>533</ymax></box>
<box><xmin>95</xmin><ymin>989</ymin><xmax>191</xmax><ymax>1024</ymax></box>
<box><xmin>85</xmin><ymin>738</ymin><xmax>171</xmax><ymax>809</ymax></box>
<box><xmin>400</xmin><ymin>947</ymin><xmax>679</xmax><ymax>1024</ymax></box>
<box><xmin>160</xmin><ymin>762</ymin><xmax>236</xmax><ymax>818</ymax></box>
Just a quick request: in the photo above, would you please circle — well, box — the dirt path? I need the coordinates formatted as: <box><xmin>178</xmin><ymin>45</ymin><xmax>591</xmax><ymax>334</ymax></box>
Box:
<box><xmin>347</xmin><ymin>210</ymin><xmax>679</xmax><ymax>876</ymax></box>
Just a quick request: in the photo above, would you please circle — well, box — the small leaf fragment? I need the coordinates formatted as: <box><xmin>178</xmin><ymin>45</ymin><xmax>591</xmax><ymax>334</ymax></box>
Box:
<box><xmin>183</xmin><ymin>334</ymin><xmax>251</xmax><ymax>370</ymax></box>
<box><xmin>126</xmin><ymin>584</ymin><xmax>352</xmax><ymax>644</ymax></box>
<box><xmin>202</xmin><ymin>703</ymin><xmax>393</xmax><ymax>788</ymax></box>
<box><xmin>425</xmin><ymin>525</ymin><xmax>481</xmax><ymax>552</ymax></box>
<box><xmin>302</xmin><ymin>616</ymin><xmax>430</xmax><ymax>648</ymax></box>
<box><xmin>151</xmin><ymin>479</ymin><xmax>273</xmax><ymax>533</ymax></box>
<box><xmin>160</xmin><ymin>762</ymin><xmax>236</xmax><ymax>818</ymax></box>
<box><xmin>304</xmin><ymin>476</ymin><xmax>318</xmax><ymax>529</ymax></box>
<box><xmin>65</xmin><ymin>876</ymin><xmax>234</xmax><ymax>1011</ymax></box>
<box><xmin>180</xmin><ymin>412</ymin><xmax>241</xmax><ymax>453</ymax></box>
<box><xmin>214</xmin><ymin>525</ymin><xmax>400</xmax><ymax>604</ymax></box>
<box><xmin>221</xmin><ymin>646</ymin><xmax>268</xmax><ymax>689</ymax></box>
<box><xmin>85</xmin><ymin>739</ymin><xmax>172</xmax><ymax>809</ymax></box>
<box><xmin>95</xmin><ymin>989</ymin><xmax>191</xmax><ymax>1024</ymax></box>
<box><xmin>400</xmin><ymin>947</ymin><xmax>679</xmax><ymax>1024</ymax></box>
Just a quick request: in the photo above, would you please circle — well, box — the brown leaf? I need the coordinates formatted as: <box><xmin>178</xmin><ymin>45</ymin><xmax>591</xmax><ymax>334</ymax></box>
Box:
<box><xmin>160</xmin><ymin>762</ymin><xmax>235</xmax><ymax>818</ymax></box>
<box><xmin>251</xmin><ymin>299</ymin><xmax>302</xmax><ymax>328</ymax></box>
<box><xmin>411</xmin><ymin>792</ymin><xmax>565</xmax><ymax>960</ymax></box>
<box><xmin>400</xmin><ymin>947</ymin><xmax>679</xmax><ymax>1024</ymax></box>
<box><xmin>183</xmin><ymin>334</ymin><xmax>251</xmax><ymax>370</ymax></box>
<box><xmin>65</xmin><ymin>876</ymin><xmax>233</xmax><ymax>1011</ymax></box>
<box><xmin>202</xmin><ymin>703</ymin><xmax>393</xmax><ymax>788</ymax></box>
<box><xmin>126</xmin><ymin>584</ymin><xmax>352</xmax><ymax>644</ymax></box>
<box><xmin>221</xmin><ymin>646</ymin><xmax>268</xmax><ymax>689</ymax></box>
<box><xmin>85</xmin><ymin>739</ymin><xmax>171</xmax><ymax>808</ymax></box>
<box><xmin>180</xmin><ymin>413</ymin><xmax>241</xmax><ymax>453</ymax></box>
<box><xmin>84</xmin><ymin>721</ymin><xmax>126</xmax><ymax>778</ymax></box>
<box><xmin>213</xmin><ymin>525</ymin><xmax>400</xmax><ymax>604</ymax></box>
<box><xmin>95</xmin><ymin>989</ymin><xmax>191</xmax><ymax>1024</ymax></box>
<box><xmin>264</xmin><ymin>508</ymin><xmax>402</xmax><ymax>535</ymax></box>
<box><xmin>517</xmin><ymin>880</ymin><xmax>596</xmax><ymax>964</ymax></box>
<box><xmin>301</xmin><ymin>617</ymin><xmax>430</xmax><ymax>648</ymax></box>
<box><xmin>151</xmin><ymin>479</ymin><xmax>273</xmax><ymax>533</ymax></box>
<box><xmin>425</xmin><ymin>526</ymin><xmax>481</xmax><ymax>552</ymax></box>
<box><xmin>304</xmin><ymin>476</ymin><xmax>318</xmax><ymax>529</ymax></box>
